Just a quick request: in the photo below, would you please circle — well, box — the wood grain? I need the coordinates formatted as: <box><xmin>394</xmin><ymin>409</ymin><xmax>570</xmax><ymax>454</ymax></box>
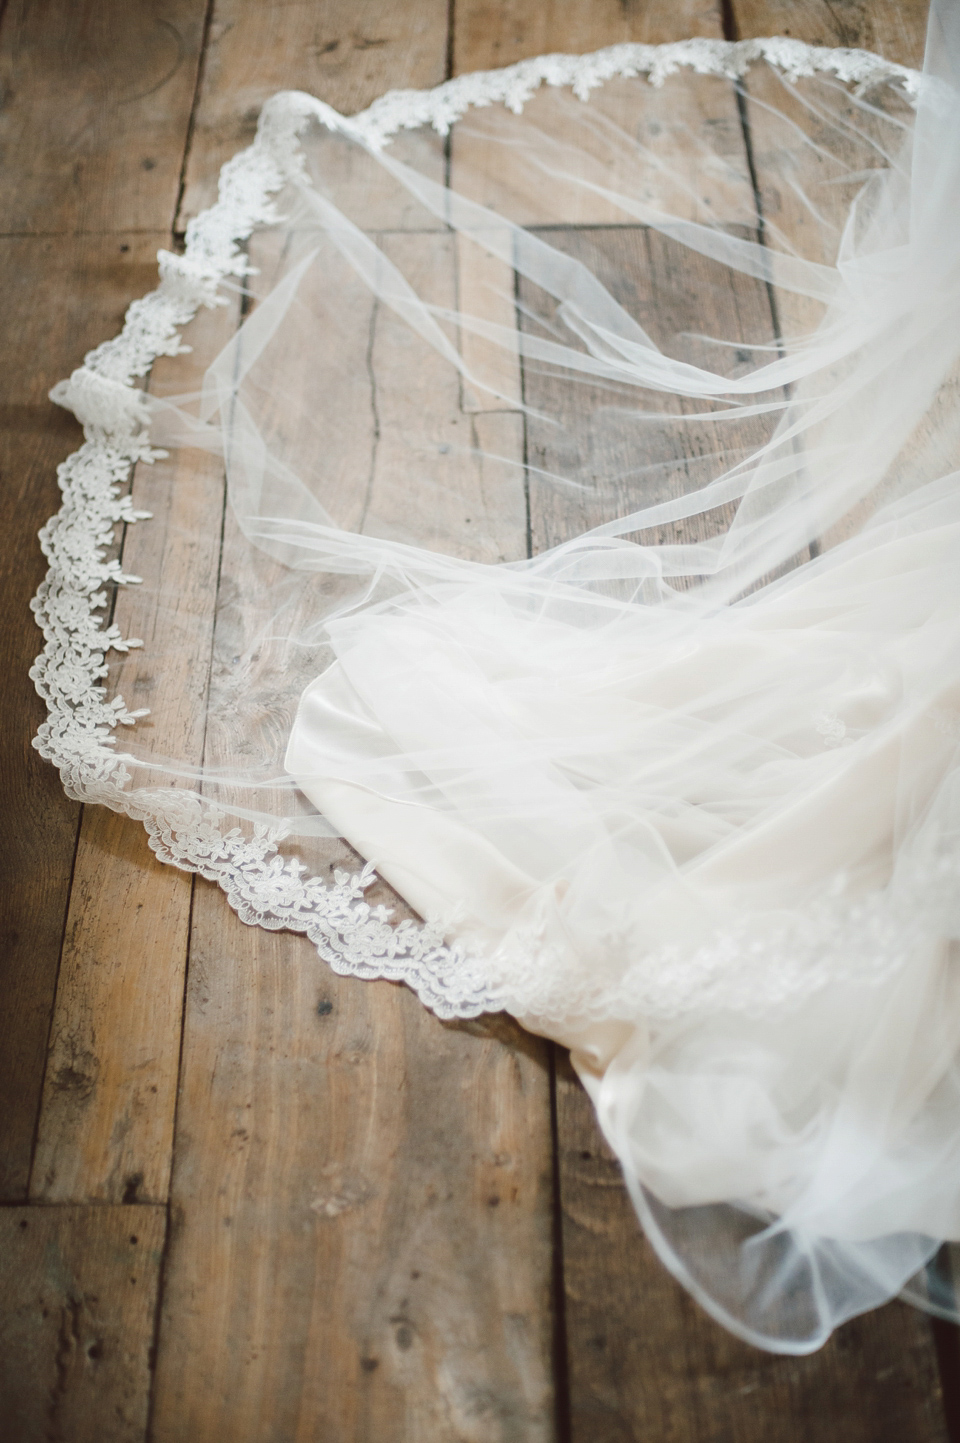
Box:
<box><xmin>731</xmin><ymin>0</ymin><xmax>930</xmax><ymax>68</ymax></box>
<box><xmin>0</xmin><ymin>233</ymin><xmax>165</xmax><ymax>1203</ymax></box>
<box><xmin>176</xmin><ymin>0</ymin><xmax>451</xmax><ymax>229</ymax></box>
<box><xmin>151</xmin><ymin>945</ymin><xmax>555</xmax><ymax>1442</ymax></box>
<box><xmin>29</xmin><ymin>299</ymin><xmax>238</xmax><ymax>1206</ymax></box>
<box><xmin>453</xmin><ymin>0</ymin><xmax>724</xmax><ymax>72</ymax></box>
<box><xmin>555</xmin><ymin>1053</ymin><xmax>949</xmax><ymax>1443</ymax></box>
<box><xmin>0</xmin><ymin>0</ymin><xmax>213</xmax><ymax>1209</ymax></box>
<box><xmin>730</xmin><ymin>0</ymin><xmax>930</xmax><ymax>555</ymax></box>
<box><xmin>519</xmin><ymin>224</ymin><xmax>778</xmax><ymax>556</ymax></box>
<box><xmin>149</xmin><ymin>196</ymin><xmax>555</xmax><ymax>1441</ymax></box>
<box><xmin>508</xmin><ymin>4</ymin><xmax>950</xmax><ymax>1434</ymax></box>
<box><xmin>0</xmin><ymin>0</ymin><xmax>209</xmax><ymax>235</ymax></box>
<box><xmin>0</xmin><ymin>1203</ymin><xmax>166</xmax><ymax>1443</ymax></box>
<box><xmin>3</xmin><ymin>0</ymin><xmax>955</xmax><ymax>1438</ymax></box>
<box><xmin>457</xmin><ymin>235</ymin><xmax>524</xmax><ymax>414</ymax></box>
<box><xmin>733</xmin><ymin>0</ymin><xmax>923</xmax><ymax>339</ymax></box>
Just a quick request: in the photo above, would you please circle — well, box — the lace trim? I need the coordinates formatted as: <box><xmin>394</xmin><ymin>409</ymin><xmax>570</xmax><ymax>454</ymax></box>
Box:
<box><xmin>322</xmin><ymin>36</ymin><xmax>920</xmax><ymax>148</ymax></box>
<box><xmin>474</xmin><ymin>839</ymin><xmax>960</xmax><ymax>1025</ymax></box>
<box><xmin>33</xmin><ymin>38</ymin><xmax>923</xmax><ymax>1022</ymax></box>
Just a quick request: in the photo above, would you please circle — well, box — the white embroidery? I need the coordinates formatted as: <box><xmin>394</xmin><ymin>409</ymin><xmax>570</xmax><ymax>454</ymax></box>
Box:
<box><xmin>32</xmin><ymin>40</ymin><xmax>926</xmax><ymax>1022</ymax></box>
<box><xmin>812</xmin><ymin>710</ymin><xmax>847</xmax><ymax>746</ymax></box>
<box><xmin>469</xmin><ymin>842</ymin><xmax>960</xmax><ymax>1025</ymax></box>
<box><xmin>307</xmin><ymin>36</ymin><xmax>920</xmax><ymax>151</ymax></box>
<box><xmin>930</xmin><ymin>707</ymin><xmax>960</xmax><ymax>740</ymax></box>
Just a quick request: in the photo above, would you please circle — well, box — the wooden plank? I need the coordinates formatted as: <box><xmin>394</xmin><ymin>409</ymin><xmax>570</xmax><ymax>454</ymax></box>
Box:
<box><xmin>0</xmin><ymin>0</ymin><xmax>212</xmax><ymax>1198</ymax></box>
<box><xmin>6</xmin><ymin>4</ymin><xmax>946</xmax><ymax>1441</ymax></box>
<box><xmin>176</xmin><ymin>0</ymin><xmax>451</xmax><ymax>230</ymax></box>
<box><xmin>457</xmin><ymin>234</ymin><xmax>524</xmax><ymax>414</ymax></box>
<box><xmin>731</xmin><ymin>0</ymin><xmax>925</xmax><ymax>342</ymax></box>
<box><xmin>151</xmin><ymin>948</ymin><xmax>555</xmax><ymax>1442</ymax></box>
<box><xmin>520</xmin><ymin>224</ymin><xmax>777</xmax><ymax>557</ymax></box>
<box><xmin>730</xmin><ymin>2</ymin><xmax>930</xmax><ymax>554</ymax></box>
<box><xmin>149</xmin><ymin>227</ymin><xmax>555</xmax><ymax>1436</ymax></box>
<box><xmin>0</xmin><ymin>1203</ymin><xmax>166</xmax><ymax>1443</ymax></box>
<box><xmin>453</xmin><ymin>0</ymin><xmax>723</xmax><ymax>71</ymax></box>
<box><xmin>732</xmin><ymin>0</ymin><xmax>929</xmax><ymax>68</ymax></box>
<box><xmin>449</xmin><ymin>0</ymin><xmax>753</xmax><ymax>237</ymax></box>
<box><xmin>0</xmin><ymin>233</ymin><xmax>165</xmax><ymax>1202</ymax></box>
<box><xmin>29</xmin><ymin>297</ymin><xmax>238</xmax><ymax>1207</ymax></box>
<box><xmin>556</xmin><ymin>1053</ymin><xmax>949</xmax><ymax>1443</ymax></box>
<box><xmin>0</xmin><ymin>418</ymin><xmax>79</xmax><ymax>1202</ymax></box>
<box><xmin>368</xmin><ymin>232</ymin><xmax>528</xmax><ymax>559</ymax></box>
<box><xmin>0</xmin><ymin>0</ymin><xmax>209</xmax><ymax>235</ymax></box>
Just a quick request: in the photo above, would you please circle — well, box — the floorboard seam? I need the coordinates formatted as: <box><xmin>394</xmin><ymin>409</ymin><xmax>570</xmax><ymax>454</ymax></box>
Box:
<box><xmin>143</xmin><ymin>249</ymin><xmax>241</xmax><ymax>1435</ymax></box>
<box><xmin>549</xmin><ymin>1045</ymin><xmax>573</xmax><ymax>1443</ymax></box>
<box><xmin>24</xmin><ymin>797</ymin><xmax>83</xmax><ymax>1201</ymax></box>
<box><xmin>174</xmin><ymin>0</ymin><xmax>217</xmax><ymax>237</ymax></box>
<box><xmin>143</xmin><ymin>870</ymin><xmax>197</xmax><ymax>1442</ymax></box>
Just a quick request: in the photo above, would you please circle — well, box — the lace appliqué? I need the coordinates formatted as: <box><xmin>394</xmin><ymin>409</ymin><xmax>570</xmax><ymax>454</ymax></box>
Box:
<box><xmin>812</xmin><ymin>710</ymin><xmax>848</xmax><ymax>747</ymax></box>
<box><xmin>930</xmin><ymin>707</ymin><xmax>960</xmax><ymax>741</ymax></box>
<box><xmin>32</xmin><ymin>39</ymin><xmax>927</xmax><ymax>1023</ymax></box>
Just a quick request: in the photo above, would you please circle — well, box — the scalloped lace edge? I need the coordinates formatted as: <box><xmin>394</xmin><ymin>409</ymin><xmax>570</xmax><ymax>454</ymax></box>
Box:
<box><xmin>32</xmin><ymin>37</ymin><xmax>925</xmax><ymax>1023</ymax></box>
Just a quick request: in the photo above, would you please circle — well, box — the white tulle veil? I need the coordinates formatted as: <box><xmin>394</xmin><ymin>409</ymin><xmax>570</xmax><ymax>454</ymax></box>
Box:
<box><xmin>36</xmin><ymin>0</ymin><xmax>960</xmax><ymax>1351</ymax></box>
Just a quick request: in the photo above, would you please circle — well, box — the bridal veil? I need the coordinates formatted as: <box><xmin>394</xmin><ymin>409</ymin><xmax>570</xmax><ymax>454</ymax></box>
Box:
<box><xmin>36</xmin><ymin>0</ymin><xmax>960</xmax><ymax>1351</ymax></box>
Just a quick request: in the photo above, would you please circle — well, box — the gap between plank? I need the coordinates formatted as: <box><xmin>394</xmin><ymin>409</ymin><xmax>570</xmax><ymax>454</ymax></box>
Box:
<box><xmin>548</xmin><ymin>1044</ymin><xmax>573</xmax><ymax>1443</ymax></box>
<box><xmin>446</xmin><ymin>0</ymin><xmax>456</xmax><ymax>82</ymax></box>
<box><xmin>174</xmin><ymin>0</ymin><xmax>217</xmax><ymax>236</ymax></box>
<box><xmin>143</xmin><ymin>874</ymin><xmax>197</xmax><ymax>1431</ymax></box>
<box><xmin>22</xmin><ymin>399</ymin><xmax>149</xmax><ymax>1200</ymax></box>
<box><xmin>725</xmin><ymin>0</ymin><xmax>819</xmax><ymax>567</ymax></box>
<box><xmin>932</xmin><ymin>1316</ymin><xmax>960</xmax><ymax>1443</ymax></box>
<box><xmin>143</xmin><ymin>243</ymin><xmax>245</xmax><ymax>1443</ymax></box>
<box><xmin>23</xmin><ymin>797</ymin><xmax>84</xmax><ymax>1200</ymax></box>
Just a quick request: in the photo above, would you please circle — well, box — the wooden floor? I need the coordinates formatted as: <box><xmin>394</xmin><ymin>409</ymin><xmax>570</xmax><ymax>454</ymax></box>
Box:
<box><xmin>1</xmin><ymin>1</ymin><xmax>957</xmax><ymax>1440</ymax></box>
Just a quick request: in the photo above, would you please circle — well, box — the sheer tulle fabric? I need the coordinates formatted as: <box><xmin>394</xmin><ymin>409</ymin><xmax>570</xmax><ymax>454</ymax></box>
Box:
<box><xmin>51</xmin><ymin>2</ymin><xmax>960</xmax><ymax>1349</ymax></box>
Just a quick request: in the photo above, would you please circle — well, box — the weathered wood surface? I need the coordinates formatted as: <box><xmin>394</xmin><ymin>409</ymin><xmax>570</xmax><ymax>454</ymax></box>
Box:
<box><xmin>733</xmin><ymin>0</ymin><xmax>929</xmax><ymax>66</ymax></box>
<box><xmin>0</xmin><ymin>1204</ymin><xmax>166</xmax><ymax>1443</ymax></box>
<box><xmin>520</xmin><ymin>224</ymin><xmax>776</xmax><ymax>554</ymax></box>
<box><xmin>0</xmin><ymin>5</ymin><xmax>220</xmax><ymax>1435</ymax></box>
<box><xmin>733</xmin><ymin>0</ymin><xmax>926</xmax><ymax>559</ymax></box>
<box><xmin>30</xmin><ymin>301</ymin><xmax>237</xmax><ymax>1206</ymax></box>
<box><xmin>0</xmin><ymin>233</ymin><xmax>167</xmax><ymax>1204</ymax></box>
<box><xmin>555</xmin><ymin>1054</ymin><xmax>950</xmax><ymax>1443</ymax></box>
<box><xmin>0</xmin><ymin>0</ymin><xmax>209</xmax><ymax>234</ymax></box>
<box><xmin>176</xmin><ymin>0</ymin><xmax>452</xmax><ymax>229</ymax></box>
<box><xmin>453</xmin><ymin>0</ymin><xmax>723</xmax><ymax>69</ymax></box>
<box><xmin>4</xmin><ymin>0</ymin><xmax>232</xmax><ymax>1213</ymax></box>
<box><xmin>151</xmin><ymin>949</ymin><xmax>554</xmax><ymax>1441</ymax></box>
<box><xmin>149</xmin><ymin>218</ymin><xmax>555</xmax><ymax>1440</ymax></box>
<box><xmin>519</xmin><ymin>222</ymin><xmax>946</xmax><ymax>1440</ymax></box>
<box><xmin>1</xmin><ymin>0</ymin><xmax>953</xmax><ymax>1440</ymax></box>
<box><xmin>502</xmin><ymin>0</ymin><xmax>947</xmax><ymax>1433</ymax></box>
<box><xmin>0</xmin><ymin>0</ymin><xmax>208</xmax><ymax>1198</ymax></box>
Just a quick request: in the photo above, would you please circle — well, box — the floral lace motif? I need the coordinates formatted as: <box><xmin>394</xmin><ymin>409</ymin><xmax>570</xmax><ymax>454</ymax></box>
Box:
<box><xmin>33</xmin><ymin>38</ymin><xmax>925</xmax><ymax>1022</ymax></box>
<box><xmin>473</xmin><ymin>841</ymin><xmax>960</xmax><ymax>1025</ymax></box>
<box><xmin>812</xmin><ymin>710</ymin><xmax>848</xmax><ymax>747</ymax></box>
